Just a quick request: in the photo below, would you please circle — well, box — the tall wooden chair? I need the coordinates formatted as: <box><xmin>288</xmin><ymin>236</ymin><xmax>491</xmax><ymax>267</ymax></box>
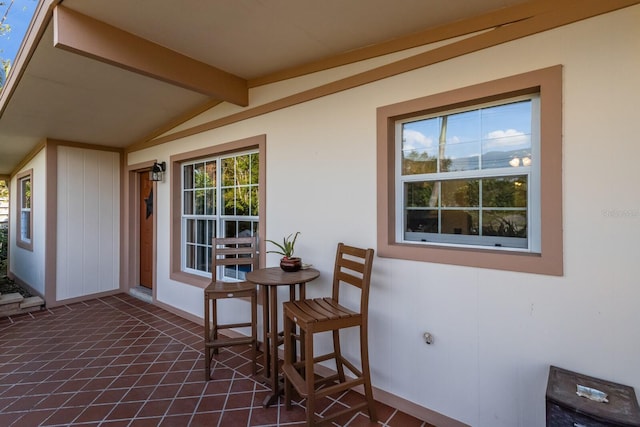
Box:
<box><xmin>282</xmin><ymin>243</ymin><xmax>376</xmax><ymax>426</ymax></box>
<box><xmin>204</xmin><ymin>236</ymin><xmax>258</xmax><ymax>380</ymax></box>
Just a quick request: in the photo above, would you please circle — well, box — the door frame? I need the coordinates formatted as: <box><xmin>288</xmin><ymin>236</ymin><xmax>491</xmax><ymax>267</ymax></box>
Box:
<box><xmin>124</xmin><ymin>160</ymin><xmax>158</xmax><ymax>300</ymax></box>
<box><xmin>138</xmin><ymin>169</ymin><xmax>154</xmax><ymax>289</ymax></box>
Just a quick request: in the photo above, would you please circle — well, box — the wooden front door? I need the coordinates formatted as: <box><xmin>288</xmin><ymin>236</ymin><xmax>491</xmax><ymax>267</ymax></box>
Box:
<box><xmin>139</xmin><ymin>172</ymin><xmax>153</xmax><ymax>288</ymax></box>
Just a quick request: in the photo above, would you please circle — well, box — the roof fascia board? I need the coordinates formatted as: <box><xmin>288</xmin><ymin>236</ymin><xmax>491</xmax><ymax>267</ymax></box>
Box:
<box><xmin>52</xmin><ymin>5</ymin><xmax>248</xmax><ymax>106</ymax></box>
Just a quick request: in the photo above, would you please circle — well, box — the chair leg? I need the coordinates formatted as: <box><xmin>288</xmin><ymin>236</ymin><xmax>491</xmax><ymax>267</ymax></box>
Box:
<box><xmin>204</xmin><ymin>294</ymin><xmax>211</xmax><ymax>381</ymax></box>
<box><xmin>332</xmin><ymin>329</ymin><xmax>346</xmax><ymax>383</ymax></box>
<box><xmin>251</xmin><ymin>291</ymin><xmax>257</xmax><ymax>376</ymax></box>
<box><xmin>283</xmin><ymin>312</ymin><xmax>294</xmax><ymax>410</ymax></box>
<box><xmin>211</xmin><ymin>299</ymin><xmax>218</xmax><ymax>355</ymax></box>
<box><xmin>304</xmin><ymin>327</ymin><xmax>315</xmax><ymax>426</ymax></box>
<box><xmin>360</xmin><ymin>325</ymin><xmax>377</xmax><ymax>422</ymax></box>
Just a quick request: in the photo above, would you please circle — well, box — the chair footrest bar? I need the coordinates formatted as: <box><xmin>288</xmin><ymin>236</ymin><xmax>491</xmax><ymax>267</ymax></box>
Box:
<box><xmin>212</xmin><ymin>321</ymin><xmax>253</xmax><ymax>330</ymax></box>
<box><xmin>316</xmin><ymin>377</ymin><xmax>365</xmax><ymax>400</ymax></box>
<box><xmin>205</xmin><ymin>337</ymin><xmax>254</xmax><ymax>348</ymax></box>
<box><xmin>282</xmin><ymin>364</ymin><xmax>308</xmax><ymax>397</ymax></box>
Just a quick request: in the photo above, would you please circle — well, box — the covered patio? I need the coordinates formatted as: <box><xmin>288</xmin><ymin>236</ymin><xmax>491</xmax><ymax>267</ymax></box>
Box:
<box><xmin>0</xmin><ymin>294</ymin><xmax>428</xmax><ymax>426</ymax></box>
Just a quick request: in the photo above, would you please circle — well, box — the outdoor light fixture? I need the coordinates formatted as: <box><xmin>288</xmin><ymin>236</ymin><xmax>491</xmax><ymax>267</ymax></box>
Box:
<box><xmin>150</xmin><ymin>161</ymin><xmax>166</xmax><ymax>182</ymax></box>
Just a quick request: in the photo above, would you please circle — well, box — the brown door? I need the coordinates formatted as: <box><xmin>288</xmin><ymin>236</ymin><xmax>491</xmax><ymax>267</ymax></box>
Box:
<box><xmin>139</xmin><ymin>172</ymin><xmax>153</xmax><ymax>288</ymax></box>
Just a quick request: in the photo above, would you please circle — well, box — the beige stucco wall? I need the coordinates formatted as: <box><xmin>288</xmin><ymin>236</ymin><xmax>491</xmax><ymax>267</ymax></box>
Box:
<box><xmin>9</xmin><ymin>149</ymin><xmax>46</xmax><ymax>296</ymax></box>
<box><xmin>128</xmin><ymin>6</ymin><xmax>640</xmax><ymax>426</ymax></box>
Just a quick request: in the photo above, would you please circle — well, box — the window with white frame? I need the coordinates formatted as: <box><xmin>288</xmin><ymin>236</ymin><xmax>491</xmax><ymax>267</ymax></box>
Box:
<box><xmin>397</xmin><ymin>95</ymin><xmax>540</xmax><ymax>251</ymax></box>
<box><xmin>377</xmin><ymin>66</ymin><xmax>562</xmax><ymax>275</ymax></box>
<box><xmin>181</xmin><ymin>151</ymin><xmax>259</xmax><ymax>277</ymax></box>
<box><xmin>18</xmin><ymin>173</ymin><xmax>32</xmax><ymax>247</ymax></box>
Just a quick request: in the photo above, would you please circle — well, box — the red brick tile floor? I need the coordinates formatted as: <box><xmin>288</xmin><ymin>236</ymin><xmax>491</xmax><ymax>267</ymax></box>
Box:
<box><xmin>0</xmin><ymin>293</ymin><xmax>432</xmax><ymax>426</ymax></box>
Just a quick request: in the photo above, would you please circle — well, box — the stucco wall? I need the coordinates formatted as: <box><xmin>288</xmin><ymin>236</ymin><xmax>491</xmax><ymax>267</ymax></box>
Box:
<box><xmin>9</xmin><ymin>149</ymin><xmax>46</xmax><ymax>295</ymax></box>
<box><xmin>128</xmin><ymin>7</ymin><xmax>640</xmax><ymax>426</ymax></box>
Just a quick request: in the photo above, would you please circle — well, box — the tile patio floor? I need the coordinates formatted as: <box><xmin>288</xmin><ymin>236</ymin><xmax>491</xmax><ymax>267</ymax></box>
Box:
<box><xmin>0</xmin><ymin>293</ymin><xmax>432</xmax><ymax>426</ymax></box>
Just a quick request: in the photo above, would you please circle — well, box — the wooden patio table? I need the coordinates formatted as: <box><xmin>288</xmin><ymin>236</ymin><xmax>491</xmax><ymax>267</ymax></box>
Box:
<box><xmin>245</xmin><ymin>266</ymin><xmax>320</xmax><ymax>407</ymax></box>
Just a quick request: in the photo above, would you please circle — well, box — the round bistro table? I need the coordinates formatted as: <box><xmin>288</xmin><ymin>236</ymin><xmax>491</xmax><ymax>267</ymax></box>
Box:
<box><xmin>245</xmin><ymin>266</ymin><xmax>320</xmax><ymax>407</ymax></box>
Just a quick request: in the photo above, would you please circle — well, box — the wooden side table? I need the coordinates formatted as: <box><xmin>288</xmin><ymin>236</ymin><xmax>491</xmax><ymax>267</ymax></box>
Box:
<box><xmin>245</xmin><ymin>266</ymin><xmax>320</xmax><ymax>407</ymax></box>
<box><xmin>546</xmin><ymin>365</ymin><xmax>640</xmax><ymax>426</ymax></box>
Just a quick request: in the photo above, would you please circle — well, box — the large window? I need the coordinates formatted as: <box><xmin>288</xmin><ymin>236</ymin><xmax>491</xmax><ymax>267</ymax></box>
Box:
<box><xmin>398</xmin><ymin>95</ymin><xmax>539</xmax><ymax>251</ymax></box>
<box><xmin>182</xmin><ymin>151</ymin><xmax>259</xmax><ymax>276</ymax></box>
<box><xmin>16</xmin><ymin>170</ymin><xmax>33</xmax><ymax>250</ymax></box>
<box><xmin>377</xmin><ymin>66</ymin><xmax>563</xmax><ymax>275</ymax></box>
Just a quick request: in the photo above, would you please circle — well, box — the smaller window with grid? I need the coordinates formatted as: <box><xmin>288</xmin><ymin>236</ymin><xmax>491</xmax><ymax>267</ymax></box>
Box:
<box><xmin>16</xmin><ymin>170</ymin><xmax>33</xmax><ymax>250</ymax></box>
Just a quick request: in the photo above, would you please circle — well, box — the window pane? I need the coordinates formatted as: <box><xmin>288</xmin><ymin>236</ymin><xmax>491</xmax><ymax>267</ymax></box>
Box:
<box><xmin>186</xmin><ymin>244</ymin><xmax>195</xmax><ymax>269</ymax></box>
<box><xmin>250</xmin><ymin>186</ymin><xmax>258</xmax><ymax>216</ymax></box>
<box><xmin>197</xmin><ymin>219</ymin><xmax>208</xmax><ymax>244</ymax></box>
<box><xmin>237</xmin><ymin>221</ymin><xmax>253</xmax><ymax>237</ymax></box>
<box><xmin>205</xmin><ymin>189</ymin><xmax>215</xmax><ymax>215</ymax></box>
<box><xmin>185</xmin><ymin>219</ymin><xmax>195</xmax><ymax>244</ymax></box>
<box><xmin>208</xmin><ymin>220</ymin><xmax>215</xmax><ymax>243</ymax></box>
<box><xmin>223</xmin><ymin>188</ymin><xmax>235</xmax><ymax>215</ymax></box>
<box><xmin>21</xmin><ymin>211</ymin><xmax>30</xmax><ymax>240</ymax></box>
<box><xmin>224</xmin><ymin>220</ymin><xmax>237</xmax><ymax>238</ymax></box>
<box><xmin>235</xmin><ymin>154</ymin><xmax>250</xmax><ymax>185</ymax></box>
<box><xmin>224</xmin><ymin>220</ymin><xmax>257</xmax><ymax>239</ymax></box>
<box><xmin>405</xmin><ymin>182</ymin><xmax>437</xmax><ymax>208</ymax></box>
<box><xmin>406</xmin><ymin>209</ymin><xmax>438</xmax><ymax>233</ymax></box>
<box><xmin>197</xmin><ymin>245</ymin><xmax>208</xmax><ymax>272</ymax></box>
<box><xmin>441</xmin><ymin>179</ymin><xmax>479</xmax><ymax>207</ymax></box>
<box><xmin>193</xmin><ymin>162</ymin><xmax>205</xmax><ymax>188</ymax></box>
<box><xmin>183</xmin><ymin>190</ymin><xmax>193</xmax><ymax>215</ymax></box>
<box><xmin>235</xmin><ymin>187</ymin><xmax>249</xmax><ymax>216</ymax></box>
<box><xmin>482</xmin><ymin>210</ymin><xmax>527</xmax><ymax>238</ymax></box>
<box><xmin>206</xmin><ymin>162</ymin><xmax>216</xmax><ymax>187</ymax></box>
<box><xmin>482</xmin><ymin>176</ymin><xmax>527</xmax><ymax>208</ymax></box>
<box><xmin>250</xmin><ymin>154</ymin><xmax>259</xmax><ymax>184</ymax></box>
<box><xmin>21</xmin><ymin>178</ymin><xmax>31</xmax><ymax>208</ymax></box>
<box><xmin>195</xmin><ymin>189</ymin><xmax>205</xmax><ymax>215</ymax></box>
<box><xmin>442</xmin><ymin>110</ymin><xmax>480</xmax><ymax>172</ymax></box>
<box><xmin>401</xmin><ymin>118</ymin><xmax>439</xmax><ymax>175</ymax></box>
<box><xmin>222</xmin><ymin>157</ymin><xmax>235</xmax><ymax>186</ymax></box>
<box><xmin>481</xmin><ymin>100</ymin><xmax>532</xmax><ymax>169</ymax></box>
<box><xmin>183</xmin><ymin>164</ymin><xmax>194</xmax><ymax>189</ymax></box>
<box><xmin>442</xmin><ymin>210</ymin><xmax>478</xmax><ymax>235</ymax></box>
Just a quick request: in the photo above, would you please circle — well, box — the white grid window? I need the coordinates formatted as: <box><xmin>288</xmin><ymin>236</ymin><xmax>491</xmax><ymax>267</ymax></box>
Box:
<box><xmin>182</xmin><ymin>151</ymin><xmax>259</xmax><ymax>276</ymax></box>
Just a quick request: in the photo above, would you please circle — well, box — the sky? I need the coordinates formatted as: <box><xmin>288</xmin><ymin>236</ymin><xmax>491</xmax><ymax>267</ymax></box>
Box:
<box><xmin>401</xmin><ymin>99</ymin><xmax>533</xmax><ymax>170</ymax></box>
<box><xmin>0</xmin><ymin>0</ymin><xmax>37</xmax><ymax>67</ymax></box>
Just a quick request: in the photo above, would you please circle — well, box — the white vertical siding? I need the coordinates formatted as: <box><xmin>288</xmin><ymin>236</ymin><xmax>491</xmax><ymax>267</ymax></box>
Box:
<box><xmin>56</xmin><ymin>146</ymin><xmax>120</xmax><ymax>300</ymax></box>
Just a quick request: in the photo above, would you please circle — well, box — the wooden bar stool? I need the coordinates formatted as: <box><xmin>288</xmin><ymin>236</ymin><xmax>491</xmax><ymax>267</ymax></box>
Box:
<box><xmin>204</xmin><ymin>236</ymin><xmax>258</xmax><ymax>380</ymax></box>
<box><xmin>282</xmin><ymin>243</ymin><xmax>376</xmax><ymax>426</ymax></box>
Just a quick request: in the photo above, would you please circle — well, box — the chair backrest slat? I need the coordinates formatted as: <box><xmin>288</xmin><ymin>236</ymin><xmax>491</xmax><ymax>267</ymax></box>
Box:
<box><xmin>211</xmin><ymin>236</ymin><xmax>258</xmax><ymax>282</ymax></box>
<box><xmin>332</xmin><ymin>242</ymin><xmax>374</xmax><ymax>308</ymax></box>
<box><xmin>336</xmin><ymin>270</ymin><xmax>363</xmax><ymax>289</ymax></box>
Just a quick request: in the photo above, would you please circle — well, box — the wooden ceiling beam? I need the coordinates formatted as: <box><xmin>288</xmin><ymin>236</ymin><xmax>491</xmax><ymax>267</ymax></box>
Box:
<box><xmin>52</xmin><ymin>5</ymin><xmax>248</xmax><ymax>106</ymax></box>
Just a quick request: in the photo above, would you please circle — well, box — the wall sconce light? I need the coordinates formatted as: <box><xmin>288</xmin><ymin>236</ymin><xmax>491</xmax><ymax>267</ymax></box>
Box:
<box><xmin>150</xmin><ymin>161</ymin><xmax>166</xmax><ymax>182</ymax></box>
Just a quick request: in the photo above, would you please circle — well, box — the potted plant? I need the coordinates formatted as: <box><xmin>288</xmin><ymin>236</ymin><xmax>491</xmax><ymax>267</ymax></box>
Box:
<box><xmin>266</xmin><ymin>232</ymin><xmax>302</xmax><ymax>272</ymax></box>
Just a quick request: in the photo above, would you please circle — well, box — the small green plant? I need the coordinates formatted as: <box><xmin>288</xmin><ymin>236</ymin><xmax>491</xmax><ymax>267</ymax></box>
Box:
<box><xmin>266</xmin><ymin>232</ymin><xmax>300</xmax><ymax>259</ymax></box>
